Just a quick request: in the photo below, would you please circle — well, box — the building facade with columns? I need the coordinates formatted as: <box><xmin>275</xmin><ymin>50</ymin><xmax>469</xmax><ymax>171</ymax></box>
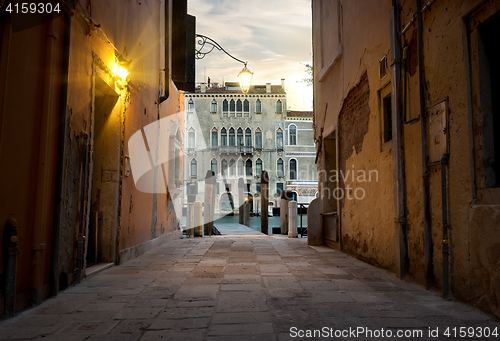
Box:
<box><xmin>183</xmin><ymin>80</ymin><xmax>317</xmax><ymax>216</ymax></box>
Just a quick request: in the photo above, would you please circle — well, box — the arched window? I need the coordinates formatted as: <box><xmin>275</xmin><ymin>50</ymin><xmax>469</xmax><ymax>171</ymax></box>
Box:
<box><xmin>188</xmin><ymin>128</ymin><xmax>195</xmax><ymax>148</ymax></box>
<box><xmin>223</xmin><ymin>99</ymin><xmax>228</xmax><ymax>117</ymax></box>
<box><xmin>211</xmin><ymin>99</ymin><xmax>217</xmax><ymax>113</ymax></box>
<box><xmin>229</xmin><ymin>128</ymin><xmax>235</xmax><ymax>146</ymax></box>
<box><xmin>211</xmin><ymin>159</ymin><xmax>218</xmax><ymax>174</ymax></box>
<box><xmin>276</xmin><ymin>100</ymin><xmax>282</xmax><ymax>112</ymax></box>
<box><xmin>245</xmin><ymin>128</ymin><xmax>252</xmax><ymax>146</ymax></box>
<box><xmin>230</xmin><ymin>99</ymin><xmax>235</xmax><ymax>117</ymax></box>
<box><xmin>221</xmin><ymin>159</ymin><xmax>228</xmax><ymax>176</ymax></box>
<box><xmin>277</xmin><ymin>158</ymin><xmax>284</xmax><ymax>177</ymax></box>
<box><xmin>211</xmin><ymin>128</ymin><xmax>218</xmax><ymax>147</ymax></box>
<box><xmin>276</xmin><ymin>128</ymin><xmax>283</xmax><ymax>149</ymax></box>
<box><xmin>188</xmin><ymin>99</ymin><xmax>194</xmax><ymax>111</ymax></box>
<box><xmin>237</xmin><ymin>158</ymin><xmax>244</xmax><ymax>176</ymax></box>
<box><xmin>191</xmin><ymin>159</ymin><xmax>197</xmax><ymax>177</ymax></box>
<box><xmin>256</xmin><ymin>99</ymin><xmax>261</xmax><ymax>113</ymax></box>
<box><xmin>236</xmin><ymin>99</ymin><xmax>242</xmax><ymax>117</ymax></box>
<box><xmin>255</xmin><ymin>128</ymin><xmax>262</xmax><ymax>149</ymax></box>
<box><xmin>289</xmin><ymin>124</ymin><xmax>297</xmax><ymax>145</ymax></box>
<box><xmin>256</xmin><ymin>158</ymin><xmax>263</xmax><ymax>176</ymax></box>
<box><xmin>237</xmin><ymin>128</ymin><xmax>244</xmax><ymax>146</ymax></box>
<box><xmin>246</xmin><ymin>159</ymin><xmax>252</xmax><ymax>176</ymax></box>
<box><xmin>290</xmin><ymin>159</ymin><xmax>297</xmax><ymax>180</ymax></box>
<box><xmin>229</xmin><ymin>159</ymin><xmax>236</xmax><ymax>176</ymax></box>
<box><xmin>221</xmin><ymin>128</ymin><xmax>227</xmax><ymax>146</ymax></box>
<box><xmin>244</xmin><ymin>100</ymin><xmax>249</xmax><ymax>117</ymax></box>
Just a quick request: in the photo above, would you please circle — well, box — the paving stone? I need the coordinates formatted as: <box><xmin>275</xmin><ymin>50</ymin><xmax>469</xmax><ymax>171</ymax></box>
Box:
<box><xmin>300</xmin><ymin>280</ymin><xmax>339</xmax><ymax>291</ymax></box>
<box><xmin>207</xmin><ymin>323</ymin><xmax>274</xmax><ymax>336</ymax></box>
<box><xmin>175</xmin><ymin>284</ymin><xmax>220</xmax><ymax>300</ymax></box>
<box><xmin>68</xmin><ymin>310</ymin><xmax>118</xmax><ymax>322</ymax></box>
<box><xmin>134</xmin><ymin>287</ymin><xmax>175</xmax><ymax>299</ymax></box>
<box><xmin>182</xmin><ymin>277</ymin><xmax>223</xmax><ymax>284</ymax></box>
<box><xmin>216</xmin><ymin>291</ymin><xmax>268</xmax><ymax>312</ymax></box>
<box><xmin>263</xmin><ymin>276</ymin><xmax>301</xmax><ymax>290</ymax></box>
<box><xmin>77</xmin><ymin>302</ymin><xmax>126</xmax><ymax>312</ymax></box>
<box><xmin>126</xmin><ymin>298</ymin><xmax>170</xmax><ymax>307</ymax></box>
<box><xmin>166</xmin><ymin>299</ymin><xmax>215</xmax><ymax>308</ymax></box>
<box><xmin>267</xmin><ymin>288</ymin><xmax>309</xmax><ymax>298</ymax></box>
<box><xmin>108</xmin><ymin>318</ymin><xmax>153</xmax><ymax>334</ymax></box>
<box><xmin>140</xmin><ymin>329</ymin><xmax>206</xmax><ymax>341</ymax></box>
<box><xmin>208</xmin><ymin>335</ymin><xmax>276</xmax><ymax>341</ymax></box>
<box><xmin>225</xmin><ymin>265</ymin><xmax>259</xmax><ymax>275</ymax></box>
<box><xmin>157</xmin><ymin>307</ymin><xmax>214</xmax><ymax>319</ymax></box>
<box><xmin>311</xmin><ymin>290</ymin><xmax>356</xmax><ymax>303</ymax></box>
<box><xmin>32</xmin><ymin>335</ymin><xmax>89</xmax><ymax>341</ymax></box>
<box><xmin>148</xmin><ymin>317</ymin><xmax>211</xmax><ymax>330</ymax></box>
<box><xmin>222</xmin><ymin>274</ymin><xmax>262</xmax><ymax>284</ymax></box>
<box><xmin>259</xmin><ymin>264</ymin><xmax>289</xmax><ymax>274</ymax></box>
<box><xmin>56</xmin><ymin>320</ymin><xmax>119</xmax><ymax>335</ymax></box>
<box><xmin>0</xmin><ymin>325</ymin><xmax>64</xmax><ymax>339</ymax></box>
<box><xmin>113</xmin><ymin>306</ymin><xmax>162</xmax><ymax>320</ymax></box>
<box><xmin>351</xmin><ymin>291</ymin><xmax>397</xmax><ymax>303</ymax></box>
<box><xmin>256</xmin><ymin>255</ymin><xmax>283</xmax><ymax>263</ymax></box>
<box><xmin>315</xmin><ymin>302</ymin><xmax>373</xmax><ymax>317</ymax></box>
<box><xmin>211</xmin><ymin>311</ymin><xmax>272</xmax><ymax>324</ymax></box>
<box><xmin>220</xmin><ymin>283</ymin><xmax>264</xmax><ymax>291</ymax></box>
<box><xmin>88</xmin><ymin>333</ymin><xmax>141</xmax><ymax>341</ymax></box>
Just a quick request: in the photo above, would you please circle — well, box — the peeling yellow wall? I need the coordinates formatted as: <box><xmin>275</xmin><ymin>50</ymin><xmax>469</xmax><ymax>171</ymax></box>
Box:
<box><xmin>314</xmin><ymin>0</ymin><xmax>500</xmax><ymax>318</ymax></box>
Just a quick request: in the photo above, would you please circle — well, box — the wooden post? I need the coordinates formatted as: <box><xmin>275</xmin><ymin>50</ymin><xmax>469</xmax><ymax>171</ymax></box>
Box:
<box><xmin>280</xmin><ymin>190</ymin><xmax>293</xmax><ymax>235</ymax></box>
<box><xmin>187</xmin><ymin>193</ymin><xmax>196</xmax><ymax>237</ymax></box>
<box><xmin>238</xmin><ymin>178</ymin><xmax>245</xmax><ymax>225</ymax></box>
<box><xmin>261</xmin><ymin>171</ymin><xmax>268</xmax><ymax>235</ymax></box>
<box><xmin>204</xmin><ymin>170</ymin><xmax>215</xmax><ymax>236</ymax></box>
<box><xmin>194</xmin><ymin>201</ymin><xmax>203</xmax><ymax>237</ymax></box>
<box><xmin>244</xmin><ymin>201</ymin><xmax>250</xmax><ymax>227</ymax></box>
<box><xmin>288</xmin><ymin>200</ymin><xmax>298</xmax><ymax>238</ymax></box>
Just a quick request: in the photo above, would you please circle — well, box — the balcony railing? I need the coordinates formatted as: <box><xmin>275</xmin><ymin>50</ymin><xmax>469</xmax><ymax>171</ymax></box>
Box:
<box><xmin>218</xmin><ymin>146</ymin><xmax>254</xmax><ymax>154</ymax></box>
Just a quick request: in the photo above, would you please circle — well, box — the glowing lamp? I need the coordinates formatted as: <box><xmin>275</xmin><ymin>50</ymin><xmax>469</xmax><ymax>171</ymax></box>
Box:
<box><xmin>114</xmin><ymin>63</ymin><xmax>129</xmax><ymax>80</ymax></box>
<box><xmin>238</xmin><ymin>65</ymin><xmax>253</xmax><ymax>94</ymax></box>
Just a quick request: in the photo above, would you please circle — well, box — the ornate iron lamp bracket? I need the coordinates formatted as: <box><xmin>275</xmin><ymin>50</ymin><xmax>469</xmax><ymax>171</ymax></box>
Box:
<box><xmin>195</xmin><ymin>34</ymin><xmax>247</xmax><ymax>66</ymax></box>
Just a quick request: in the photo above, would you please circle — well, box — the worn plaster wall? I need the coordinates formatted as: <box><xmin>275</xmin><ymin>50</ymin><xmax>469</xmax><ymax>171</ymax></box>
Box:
<box><xmin>0</xmin><ymin>15</ymin><xmax>65</xmax><ymax>313</ymax></box>
<box><xmin>313</xmin><ymin>0</ymin><xmax>395</xmax><ymax>271</ymax></box>
<box><xmin>313</xmin><ymin>0</ymin><xmax>500</xmax><ymax>318</ymax></box>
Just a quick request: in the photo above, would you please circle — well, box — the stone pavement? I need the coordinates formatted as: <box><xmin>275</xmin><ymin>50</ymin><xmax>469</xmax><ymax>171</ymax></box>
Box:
<box><xmin>0</xmin><ymin>236</ymin><xmax>498</xmax><ymax>341</ymax></box>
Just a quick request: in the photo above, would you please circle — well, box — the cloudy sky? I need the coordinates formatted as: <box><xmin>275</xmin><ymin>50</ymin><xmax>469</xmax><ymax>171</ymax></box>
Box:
<box><xmin>188</xmin><ymin>0</ymin><xmax>313</xmax><ymax>111</ymax></box>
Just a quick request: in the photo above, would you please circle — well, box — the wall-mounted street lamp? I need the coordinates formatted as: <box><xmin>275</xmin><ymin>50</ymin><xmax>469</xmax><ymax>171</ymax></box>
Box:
<box><xmin>195</xmin><ymin>34</ymin><xmax>253</xmax><ymax>94</ymax></box>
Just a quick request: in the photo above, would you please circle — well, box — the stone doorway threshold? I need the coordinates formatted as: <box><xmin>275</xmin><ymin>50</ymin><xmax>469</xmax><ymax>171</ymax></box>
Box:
<box><xmin>85</xmin><ymin>262</ymin><xmax>113</xmax><ymax>278</ymax></box>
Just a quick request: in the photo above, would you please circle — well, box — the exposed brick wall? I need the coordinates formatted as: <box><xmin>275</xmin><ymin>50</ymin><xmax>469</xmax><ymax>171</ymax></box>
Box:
<box><xmin>338</xmin><ymin>71</ymin><xmax>371</xmax><ymax>177</ymax></box>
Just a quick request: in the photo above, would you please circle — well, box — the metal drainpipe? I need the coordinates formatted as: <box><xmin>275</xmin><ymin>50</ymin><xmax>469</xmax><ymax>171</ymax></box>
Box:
<box><xmin>159</xmin><ymin>0</ymin><xmax>169</xmax><ymax>104</ymax></box>
<box><xmin>75</xmin><ymin>132</ymin><xmax>89</xmax><ymax>284</ymax></box>
<box><xmin>416</xmin><ymin>0</ymin><xmax>434</xmax><ymax>289</ymax></box>
<box><xmin>3</xmin><ymin>216</ymin><xmax>18</xmax><ymax>318</ymax></box>
<box><xmin>390</xmin><ymin>0</ymin><xmax>408</xmax><ymax>279</ymax></box>
<box><xmin>441</xmin><ymin>154</ymin><xmax>450</xmax><ymax>298</ymax></box>
<box><xmin>50</xmin><ymin>12</ymin><xmax>72</xmax><ymax>297</ymax></box>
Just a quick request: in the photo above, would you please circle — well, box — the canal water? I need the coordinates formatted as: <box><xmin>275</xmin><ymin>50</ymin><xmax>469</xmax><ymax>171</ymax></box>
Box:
<box><xmin>213</xmin><ymin>214</ymin><xmax>308</xmax><ymax>236</ymax></box>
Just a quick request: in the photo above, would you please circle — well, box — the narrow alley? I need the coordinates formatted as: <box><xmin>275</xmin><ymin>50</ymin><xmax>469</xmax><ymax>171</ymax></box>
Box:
<box><xmin>0</xmin><ymin>231</ymin><xmax>497</xmax><ymax>340</ymax></box>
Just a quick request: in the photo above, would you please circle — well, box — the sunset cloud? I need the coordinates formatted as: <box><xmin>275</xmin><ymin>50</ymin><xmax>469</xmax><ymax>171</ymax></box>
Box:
<box><xmin>188</xmin><ymin>0</ymin><xmax>313</xmax><ymax>110</ymax></box>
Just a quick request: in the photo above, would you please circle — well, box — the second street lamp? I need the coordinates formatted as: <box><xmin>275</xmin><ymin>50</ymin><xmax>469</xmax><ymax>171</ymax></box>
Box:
<box><xmin>195</xmin><ymin>34</ymin><xmax>253</xmax><ymax>93</ymax></box>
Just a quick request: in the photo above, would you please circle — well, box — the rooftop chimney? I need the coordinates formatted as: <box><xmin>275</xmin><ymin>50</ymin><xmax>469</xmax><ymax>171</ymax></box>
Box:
<box><xmin>281</xmin><ymin>79</ymin><xmax>285</xmax><ymax>91</ymax></box>
<box><xmin>201</xmin><ymin>83</ymin><xmax>206</xmax><ymax>93</ymax></box>
<box><xmin>266</xmin><ymin>83</ymin><xmax>271</xmax><ymax>93</ymax></box>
